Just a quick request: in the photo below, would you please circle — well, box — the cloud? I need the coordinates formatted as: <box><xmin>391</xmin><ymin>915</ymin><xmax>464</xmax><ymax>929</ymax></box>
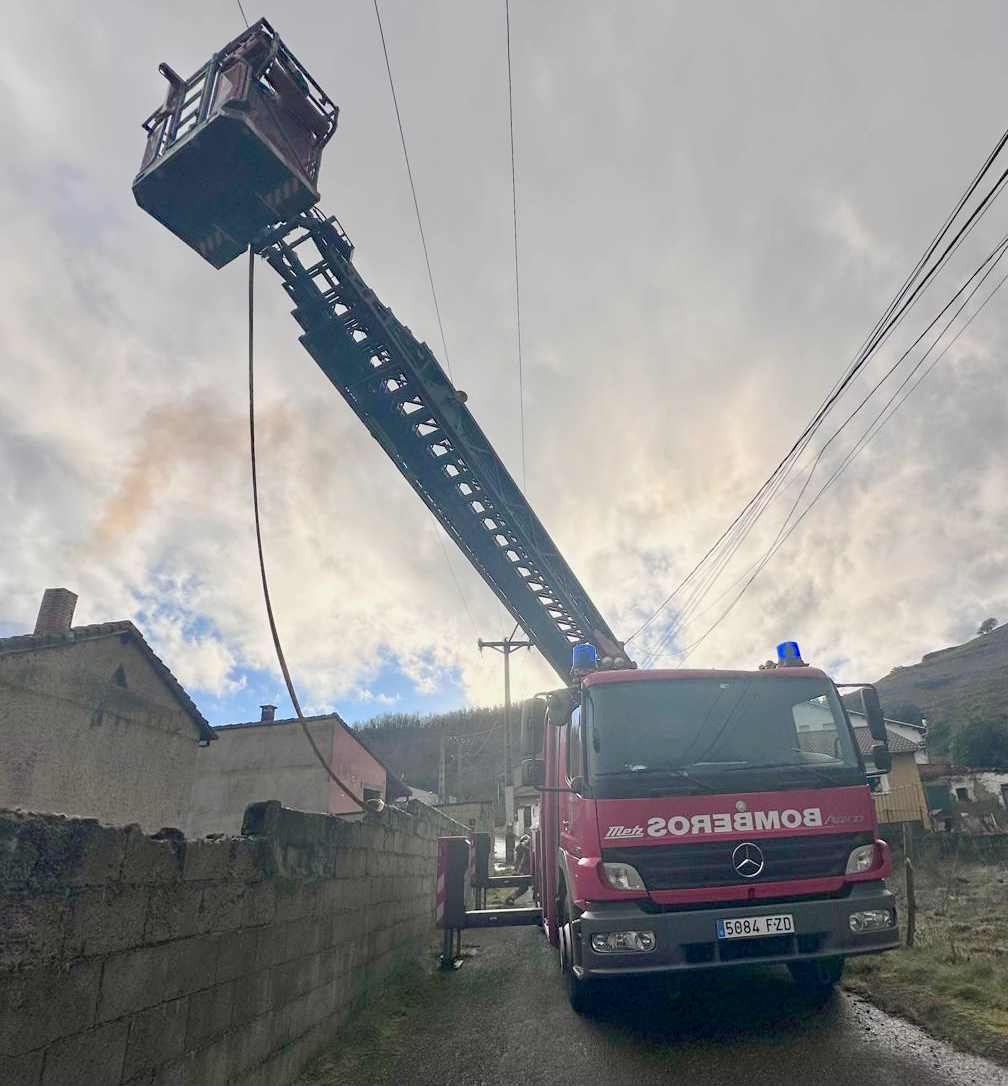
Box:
<box><xmin>2</xmin><ymin>0</ymin><xmax>1008</xmax><ymax>722</ymax></box>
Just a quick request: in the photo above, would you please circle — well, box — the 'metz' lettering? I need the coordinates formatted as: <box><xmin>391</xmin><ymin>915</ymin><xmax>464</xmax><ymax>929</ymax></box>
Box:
<box><xmin>753</xmin><ymin>810</ymin><xmax>780</xmax><ymax>830</ymax></box>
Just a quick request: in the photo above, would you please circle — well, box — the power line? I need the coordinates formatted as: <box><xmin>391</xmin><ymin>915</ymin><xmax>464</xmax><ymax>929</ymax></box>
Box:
<box><xmin>629</xmin><ymin>128</ymin><xmax>1008</xmax><ymax>650</ymax></box>
<box><xmin>235</xmin><ymin>0</ymin><xmax>249</xmax><ymax>27</ymax></box>
<box><xmin>643</xmin><ymin>222</ymin><xmax>1008</xmax><ymax>667</ymax></box>
<box><xmin>505</xmin><ymin>0</ymin><xmax>527</xmax><ymax>487</ymax></box>
<box><xmin>373</xmin><ymin>0</ymin><xmax>454</xmax><ymax>378</ymax></box>
<box><xmin>246</xmin><ymin>249</ymin><xmax>366</xmax><ymax>811</ymax></box>
<box><xmin>670</xmin><ymin>236</ymin><xmax>1008</xmax><ymax>665</ymax></box>
<box><xmin>433</xmin><ymin>523</ymin><xmax>480</xmax><ymax>640</ymax></box>
<box><xmin>371</xmin><ymin>1</ymin><xmax>495</xmax><ymax>642</ymax></box>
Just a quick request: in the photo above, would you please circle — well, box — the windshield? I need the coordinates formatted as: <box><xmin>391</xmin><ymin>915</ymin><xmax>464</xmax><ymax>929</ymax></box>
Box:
<box><xmin>586</xmin><ymin>676</ymin><xmax>861</xmax><ymax>787</ymax></box>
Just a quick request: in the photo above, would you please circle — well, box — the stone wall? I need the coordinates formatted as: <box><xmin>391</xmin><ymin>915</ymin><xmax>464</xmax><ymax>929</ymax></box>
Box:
<box><xmin>1</xmin><ymin>799</ymin><xmax>463</xmax><ymax>1086</ymax></box>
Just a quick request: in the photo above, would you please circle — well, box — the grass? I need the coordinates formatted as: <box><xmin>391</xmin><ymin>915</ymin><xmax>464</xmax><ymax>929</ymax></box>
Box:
<box><xmin>294</xmin><ymin>954</ymin><xmax>438</xmax><ymax>1086</ymax></box>
<box><xmin>844</xmin><ymin>842</ymin><xmax>1008</xmax><ymax>1064</ymax></box>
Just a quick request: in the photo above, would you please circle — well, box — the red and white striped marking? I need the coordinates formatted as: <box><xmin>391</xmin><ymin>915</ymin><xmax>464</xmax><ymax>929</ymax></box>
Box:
<box><xmin>435</xmin><ymin>838</ymin><xmax>448</xmax><ymax>927</ymax></box>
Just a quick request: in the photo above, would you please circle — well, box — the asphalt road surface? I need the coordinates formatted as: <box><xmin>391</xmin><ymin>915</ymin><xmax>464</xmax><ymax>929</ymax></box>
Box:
<box><xmin>299</xmin><ymin>924</ymin><xmax>1008</xmax><ymax>1086</ymax></box>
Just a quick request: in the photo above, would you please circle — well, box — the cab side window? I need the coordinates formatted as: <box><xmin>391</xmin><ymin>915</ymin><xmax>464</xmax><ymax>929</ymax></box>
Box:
<box><xmin>566</xmin><ymin>707</ymin><xmax>583</xmax><ymax>780</ymax></box>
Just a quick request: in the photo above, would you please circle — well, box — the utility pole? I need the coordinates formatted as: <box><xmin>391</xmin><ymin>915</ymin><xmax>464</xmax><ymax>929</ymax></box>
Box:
<box><xmin>456</xmin><ymin>736</ymin><xmax>464</xmax><ymax>799</ymax></box>
<box><xmin>479</xmin><ymin>635</ymin><xmax>532</xmax><ymax>863</ymax></box>
<box><xmin>438</xmin><ymin>730</ymin><xmax>447</xmax><ymax>804</ymax></box>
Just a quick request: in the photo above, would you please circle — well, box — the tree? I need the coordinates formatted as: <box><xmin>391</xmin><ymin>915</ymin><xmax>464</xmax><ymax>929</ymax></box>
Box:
<box><xmin>952</xmin><ymin>718</ymin><xmax>1008</xmax><ymax>768</ymax></box>
<box><xmin>978</xmin><ymin>617</ymin><xmax>998</xmax><ymax>636</ymax></box>
<box><xmin>886</xmin><ymin>702</ymin><xmax>924</xmax><ymax>727</ymax></box>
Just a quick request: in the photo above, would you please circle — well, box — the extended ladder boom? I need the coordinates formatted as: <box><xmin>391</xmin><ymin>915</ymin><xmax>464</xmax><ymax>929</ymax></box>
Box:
<box><xmin>257</xmin><ymin>209</ymin><xmax>628</xmax><ymax>680</ymax></box>
<box><xmin>130</xmin><ymin>19</ymin><xmax>632</xmax><ymax>681</ymax></box>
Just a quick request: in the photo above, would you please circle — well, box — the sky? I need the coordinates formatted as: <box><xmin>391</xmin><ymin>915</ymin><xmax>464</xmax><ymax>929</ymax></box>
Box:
<box><xmin>2</xmin><ymin>1</ymin><xmax>1007</xmax><ymax>725</ymax></box>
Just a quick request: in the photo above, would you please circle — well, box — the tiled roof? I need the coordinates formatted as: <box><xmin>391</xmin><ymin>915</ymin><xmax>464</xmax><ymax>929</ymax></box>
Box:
<box><xmin>852</xmin><ymin>723</ymin><xmax>923</xmax><ymax>756</ymax></box>
<box><xmin>0</xmin><ymin>621</ymin><xmax>214</xmax><ymax>742</ymax></box>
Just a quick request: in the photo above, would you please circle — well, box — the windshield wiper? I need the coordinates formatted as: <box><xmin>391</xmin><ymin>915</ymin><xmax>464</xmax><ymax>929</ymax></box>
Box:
<box><xmin>595</xmin><ymin>767</ymin><xmax>719</xmax><ymax>793</ymax></box>
<box><xmin>717</xmin><ymin>761</ymin><xmax>845</xmax><ymax>786</ymax></box>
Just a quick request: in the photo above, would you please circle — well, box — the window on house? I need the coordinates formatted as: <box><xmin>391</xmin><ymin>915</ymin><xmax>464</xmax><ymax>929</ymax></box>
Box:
<box><xmin>363</xmin><ymin>786</ymin><xmax>382</xmax><ymax>805</ymax></box>
<box><xmin>955</xmin><ymin>786</ymin><xmax>970</xmax><ymax>802</ymax></box>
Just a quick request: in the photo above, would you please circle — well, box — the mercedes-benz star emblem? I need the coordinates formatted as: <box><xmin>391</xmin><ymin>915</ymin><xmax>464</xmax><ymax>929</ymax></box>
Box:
<box><xmin>731</xmin><ymin>842</ymin><xmax>765</xmax><ymax>879</ymax></box>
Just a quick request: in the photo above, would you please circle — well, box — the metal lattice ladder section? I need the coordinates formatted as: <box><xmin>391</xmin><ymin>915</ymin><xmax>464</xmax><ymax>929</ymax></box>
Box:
<box><xmin>257</xmin><ymin>207</ymin><xmax>624</xmax><ymax>680</ymax></box>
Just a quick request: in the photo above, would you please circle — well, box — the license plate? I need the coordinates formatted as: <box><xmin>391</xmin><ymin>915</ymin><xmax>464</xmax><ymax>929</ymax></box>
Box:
<box><xmin>717</xmin><ymin>914</ymin><xmax>794</xmax><ymax>939</ymax></box>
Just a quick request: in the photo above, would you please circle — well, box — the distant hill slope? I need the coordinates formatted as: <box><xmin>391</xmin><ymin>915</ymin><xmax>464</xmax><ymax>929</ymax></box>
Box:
<box><xmin>354</xmin><ymin>705</ymin><xmax>512</xmax><ymax>804</ymax></box>
<box><xmin>358</xmin><ymin>626</ymin><xmax>1008</xmax><ymax>791</ymax></box>
<box><xmin>874</xmin><ymin>623</ymin><xmax>1008</xmax><ymax>753</ymax></box>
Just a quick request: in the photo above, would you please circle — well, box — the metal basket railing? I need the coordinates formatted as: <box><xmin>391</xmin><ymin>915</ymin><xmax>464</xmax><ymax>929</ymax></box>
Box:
<box><xmin>138</xmin><ymin>18</ymin><xmax>337</xmax><ymax>179</ymax></box>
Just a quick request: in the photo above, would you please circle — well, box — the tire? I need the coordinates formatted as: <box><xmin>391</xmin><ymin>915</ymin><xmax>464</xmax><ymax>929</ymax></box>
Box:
<box><xmin>560</xmin><ymin>919</ymin><xmax>597</xmax><ymax>1014</ymax></box>
<box><xmin>789</xmin><ymin>956</ymin><xmax>845</xmax><ymax>1000</ymax></box>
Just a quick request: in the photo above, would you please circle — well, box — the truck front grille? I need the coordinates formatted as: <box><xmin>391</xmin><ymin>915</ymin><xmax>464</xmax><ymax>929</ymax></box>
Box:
<box><xmin>602</xmin><ymin>832</ymin><xmax>871</xmax><ymax>891</ymax></box>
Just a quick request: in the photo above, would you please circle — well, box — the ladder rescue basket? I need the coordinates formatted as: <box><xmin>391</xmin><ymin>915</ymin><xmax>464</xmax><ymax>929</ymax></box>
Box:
<box><xmin>132</xmin><ymin>19</ymin><xmax>337</xmax><ymax>268</ymax></box>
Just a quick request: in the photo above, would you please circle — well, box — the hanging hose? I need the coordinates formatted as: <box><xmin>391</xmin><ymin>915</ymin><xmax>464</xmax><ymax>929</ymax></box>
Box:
<box><xmin>247</xmin><ymin>246</ymin><xmax>366</xmax><ymax>812</ymax></box>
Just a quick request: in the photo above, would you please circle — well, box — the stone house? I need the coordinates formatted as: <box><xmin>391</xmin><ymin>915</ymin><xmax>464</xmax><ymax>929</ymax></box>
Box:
<box><xmin>0</xmin><ymin>588</ymin><xmax>214</xmax><ymax>833</ymax></box>
<box><xmin>796</xmin><ymin>700</ymin><xmax>930</xmax><ymax>827</ymax></box>
<box><xmin>852</xmin><ymin>720</ymin><xmax>931</xmax><ymax>828</ymax></box>
<box><xmin>919</xmin><ymin>763</ymin><xmax>1008</xmax><ymax>830</ymax></box>
<box><xmin>187</xmin><ymin>706</ymin><xmax>404</xmax><ymax>836</ymax></box>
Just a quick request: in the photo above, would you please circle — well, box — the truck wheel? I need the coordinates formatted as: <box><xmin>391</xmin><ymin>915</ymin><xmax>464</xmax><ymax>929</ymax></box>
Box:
<box><xmin>560</xmin><ymin>920</ymin><xmax>596</xmax><ymax>1014</ymax></box>
<box><xmin>789</xmin><ymin>956</ymin><xmax>845</xmax><ymax>1000</ymax></box>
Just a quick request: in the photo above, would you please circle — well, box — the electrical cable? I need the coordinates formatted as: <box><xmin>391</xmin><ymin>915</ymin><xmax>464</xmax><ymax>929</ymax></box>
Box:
<box><xmin>505</xmin><ymin>0</ymin><xmax>527</xmax><ymax>488</ymax></box>
<box><xmin>373</xmin><ymin>0</ymin><xmax>454</xmax><ymax>378</ymax></box>
<box><xmin>371</xmin><ymin>1</ymin><xmax>507</xmax><ymax>640</ymax></box>
<box><xmin>246</xmin><ymin>248</ymin><xmax>366</xmax><ymax>811</ymax></box>
<box><xmin>671</xmin><ymin>237</ymin><xmax>1008</xmax><ymax>664</ymax></box>
<box><xmin>235</xmin><ymin>0</ymin><xmax>249</xmax><ymax>28</ymax></box>
<box><xmin>644</xmin><ymin>227</ymin><xmax>1008</xmax><ymax>667</ymax></box>
<box><xmin>641</xmin><ymin>169</ymin><xmax>1008</xmax><ymax>668</ymax></box>
<box><xmin>627</xmin><ymin>129</ymin><xmax>1008</xmax><ymax>648</ymax></box>
<box><xmin>434</xmin><ymin>524</ymin><xmax>481</xmax><ymax>640</ymax></box>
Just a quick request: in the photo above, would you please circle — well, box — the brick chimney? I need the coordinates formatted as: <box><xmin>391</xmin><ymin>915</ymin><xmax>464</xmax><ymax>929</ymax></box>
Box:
<box><xmin>34</xmin><ymin>588</ymin><xmax>78</xmax><ymax>636</ymax></box>
<box><xmin>260</xmin><ymin>704</ymin><xmax>277</xmax><ymax>723</ymax></box>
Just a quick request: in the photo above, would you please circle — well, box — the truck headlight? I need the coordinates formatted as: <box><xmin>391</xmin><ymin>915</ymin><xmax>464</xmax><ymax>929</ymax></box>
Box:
<box><xmin>845</xmin><ymin>844</ymin><xmax>876</xmax><ymax>874</ymax></box>
<box><xmin>600</xmin><ymin>861</ymin><xmax>646</xmax><ymax>891</ymax></box>
<box><xmin>591</xmin><ymin>930</ymin><xmax>656</xmax><ymax>953</ymax></box>
<box><xmin>849</xmin><ymin>910</ymin><xmax>895</xmax><ymax>933</ymax></box>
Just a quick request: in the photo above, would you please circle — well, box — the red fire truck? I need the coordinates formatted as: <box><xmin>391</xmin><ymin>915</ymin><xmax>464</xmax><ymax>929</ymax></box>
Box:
<box><xmin>132</xmin><ymin>21</ymin><xmax>900</xmax><ymax>1015</ymax></box>
<box><xmin>522</xmin><ymin>641</ymin><xmax>899</xmax><ymax>1011</ymax></box>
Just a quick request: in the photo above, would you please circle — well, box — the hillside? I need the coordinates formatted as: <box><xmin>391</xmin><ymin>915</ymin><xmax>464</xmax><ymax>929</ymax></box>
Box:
<box><xmin>874</xmin><ymin>622</ymin><xmax>1008</xmax><ymax>753</ymax></box>
<box><xmin>354</xmin><ymin>704</ymin><xmax>515</xmax><ymax>804</ymax></box>
<box><xmin>355</xmin><ymin>625</ymin><xmax>1008</xmax><ymax>793</ymax></box>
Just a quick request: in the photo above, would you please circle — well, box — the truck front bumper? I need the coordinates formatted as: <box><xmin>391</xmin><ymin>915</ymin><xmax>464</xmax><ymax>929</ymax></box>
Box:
<box><xmin>577</xmin><ymin>882</ymin><xmax>898</xmax><ymax>979</ymax></box>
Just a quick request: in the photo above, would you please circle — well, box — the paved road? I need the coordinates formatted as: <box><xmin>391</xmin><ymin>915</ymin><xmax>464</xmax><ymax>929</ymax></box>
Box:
<box><xmin>299</xmin><ymin>925</ymin><xmax>1008</xmax><ymax>1086</ymax></box>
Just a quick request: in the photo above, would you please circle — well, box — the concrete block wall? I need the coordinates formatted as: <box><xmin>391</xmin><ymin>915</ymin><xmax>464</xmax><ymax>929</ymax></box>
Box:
<box><xmin>0</xmin><ymin>799</ymin><xmax>464</xmax><ymax>1086</ymax></box>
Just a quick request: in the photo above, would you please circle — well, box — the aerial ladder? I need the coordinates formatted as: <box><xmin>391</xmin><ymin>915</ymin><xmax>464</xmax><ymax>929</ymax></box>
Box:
<box><xmin>132</xmin><ymin>19</ymin><xmax>633</xmax><ymax>682</ymax></box>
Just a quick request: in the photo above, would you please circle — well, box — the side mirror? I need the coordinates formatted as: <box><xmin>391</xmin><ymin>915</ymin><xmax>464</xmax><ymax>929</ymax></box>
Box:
<box><xmin>547</xmin><ymin>690</ymin><xmax>574</xmax><ymax>725</ymax></box>
<box><xmin>872</xmin><ymin>744</ymin><xmax>892</xmax><ymax>775</ymax></box>
<box><xmin>520</xmin><ymin>698</ymin><xmax>547</xmax><ymax>757</ymax></box>
<box><xmin>861</xmin><ymin>686</ymin><xmax>888</xmax><ymax>744</ymax></box>
<box><xmin>521</xmin><ymin>757</ymin><xmax>545</xmax><ymax>788</ymax></box>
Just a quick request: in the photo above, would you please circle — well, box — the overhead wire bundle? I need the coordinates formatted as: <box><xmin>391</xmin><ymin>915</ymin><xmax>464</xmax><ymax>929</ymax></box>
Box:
<box><xmin>627</xmin><ymin>125</ymin><xmax>1008</xmax><ymax>667</ymax></box>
